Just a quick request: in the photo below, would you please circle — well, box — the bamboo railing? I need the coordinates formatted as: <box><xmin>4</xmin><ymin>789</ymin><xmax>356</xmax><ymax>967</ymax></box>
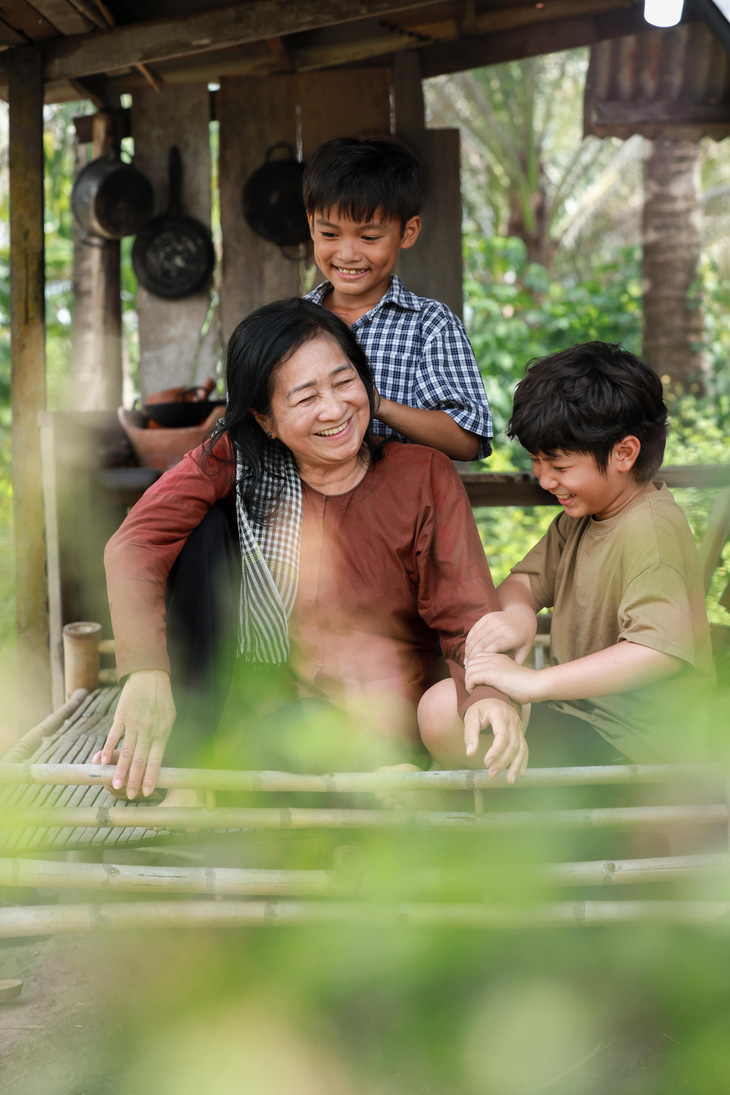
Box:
<box><xmin>1</xmin><ymin>803</ymin><xmax>727</xmax><ymax>833</ymax></box>
<box><xmin>0</xmin><ymin>761</ymin><xmax>723</xmax><ymax>792</ymax></box>
<box><xmin>2</xmin><ymin>758</ymin><xmax>727</xmax><ymax>936</ymax></box>
<box><xmin>2</xmin><ymin>899</ymin><xmax>730</xmax><ymax>938</ymax></box>
<box><xmin>0</xmin><ymin>854</ymin><xmax>726</xmax><ymax>898</ymax></box>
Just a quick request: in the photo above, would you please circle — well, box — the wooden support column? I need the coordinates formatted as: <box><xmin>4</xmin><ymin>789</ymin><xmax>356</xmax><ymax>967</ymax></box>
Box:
<box><xmin>71</xmin><ymin>112</ymin><xmax>123</xmax><ymax>411</ymax></box>
<box><xmin>392</xmin><ymin>52</ymin><xmax>464</xmax><ymax>318</ymax></box>
<box><xmin>8</xmin><ymin>46</ymin><xmax>50</xmax><ymax>721</ymax></box>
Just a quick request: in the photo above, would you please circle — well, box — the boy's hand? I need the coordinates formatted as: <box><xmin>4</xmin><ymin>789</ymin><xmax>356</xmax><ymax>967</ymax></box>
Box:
<box><xmin>465</xmin><ymin>653</ymin><xmax>544</xmax><ymax>706</ymax></box>
<box><xmin>465</xmin><ymin>606</ymin><xmax>537</xmax><ymax>665</ymax></box>
<box><xmin>463</xmin><ymin>698</ymin><xmax>528</xmax><ymax>783</ymax></box>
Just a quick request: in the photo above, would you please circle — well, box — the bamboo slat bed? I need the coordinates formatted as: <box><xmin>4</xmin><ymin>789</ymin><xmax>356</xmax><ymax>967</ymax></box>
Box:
<box><xmin>1</xmin><ymin>688</ymin><xmax>729</xmax><ymax>935</ymax></box>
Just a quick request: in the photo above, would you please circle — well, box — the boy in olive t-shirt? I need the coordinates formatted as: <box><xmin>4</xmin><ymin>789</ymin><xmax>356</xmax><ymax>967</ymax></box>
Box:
<box><xmin>459</xmin><ymin>342</ymin><xmax>715</xmax><ymax>765</ymax></box>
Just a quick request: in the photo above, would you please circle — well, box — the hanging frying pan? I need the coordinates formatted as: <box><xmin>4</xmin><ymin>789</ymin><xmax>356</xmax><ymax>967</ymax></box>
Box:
<box><xmin>242</xmin><ymin>142</ymin><xmax>310</xmax><ymax>248</ymax></box>
<box><xmin>72</xmin><ymin>148</ymin><xmax>154</xmax><ymax>241</ymax></box>
<box><xmin>132</xmin><ymin>146</ymin><xmax>215</xmax><ymax>299</ymax></box>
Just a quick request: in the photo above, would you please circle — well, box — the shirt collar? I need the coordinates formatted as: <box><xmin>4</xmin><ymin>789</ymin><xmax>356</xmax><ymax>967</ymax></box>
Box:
<box><xmin>308</xmin><ymin>274</ymin><xmax>422</xmax><ymax>318</ymax></box>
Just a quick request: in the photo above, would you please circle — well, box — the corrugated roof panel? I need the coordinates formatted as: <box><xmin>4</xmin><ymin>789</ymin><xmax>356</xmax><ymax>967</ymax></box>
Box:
<box><xmin>585</xmin><ymin>22</ymin><xmax>730</xmax><ymax>139</ymax></box>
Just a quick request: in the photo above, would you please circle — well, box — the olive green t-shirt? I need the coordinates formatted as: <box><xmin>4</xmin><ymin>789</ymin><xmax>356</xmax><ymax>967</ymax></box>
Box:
<box><xmin>512</xmin><ymin>484</ymin><xmax>715</xmax><ymax>762</ymax></box>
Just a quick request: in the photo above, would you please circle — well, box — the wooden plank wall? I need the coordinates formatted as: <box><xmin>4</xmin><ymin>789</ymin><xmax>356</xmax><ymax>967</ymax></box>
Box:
<box><xmin>132</xmin><ymin>85</ymin><xmax>215</xmax><ymax>401</ymax></box>
<box><xmin>218</xmin><ymin>75</ymin><xmax>300</xmax><ymax>344</ymax></box>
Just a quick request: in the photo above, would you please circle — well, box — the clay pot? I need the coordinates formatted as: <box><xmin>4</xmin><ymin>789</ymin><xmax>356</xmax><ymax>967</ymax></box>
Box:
<box><xmin>117</xmin><ymin>405</ymin><xmax>226</xmax><ymax>470</ymax></box>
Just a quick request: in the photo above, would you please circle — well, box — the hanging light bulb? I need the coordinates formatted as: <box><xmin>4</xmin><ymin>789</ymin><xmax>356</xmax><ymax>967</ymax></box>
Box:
<box><xmin>644</xmin><ymin>0</ymin><xmax>684</xmax><ymax>27</ymax></box>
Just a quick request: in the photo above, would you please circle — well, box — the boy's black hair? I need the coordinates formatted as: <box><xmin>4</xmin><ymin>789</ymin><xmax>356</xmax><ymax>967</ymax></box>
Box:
<box><xmin>302</xmin><ymin>136</ymin><xmax>425</xmax><ymax>229</ymax></box>
<box><xmin>507</xmin><ymin>342</ymin><xmax>668</xmax><ymax>483</ymax></box>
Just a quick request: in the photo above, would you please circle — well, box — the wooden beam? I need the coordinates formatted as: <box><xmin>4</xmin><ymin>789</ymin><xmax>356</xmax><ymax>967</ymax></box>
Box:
<box><xmin>468</xmin><ymin>0</ymin><xmax>641</xmax><ymax>36</ymax></box>
<box><xmin>0</xmin><ymin>17</ymin><xmax>30</xmax><ymax>47</ymax></box>
<box><xmin>42</xmin><ymin>0</ymin><xmax>444</xmax><ymax>83</ymax></box>
<box><xmin>31</xmin><ymin>0</ymin><xmax>94</xmax><ymax>35</ymax></box>
<box><xmin>266</xmin><ymin>36</ymin><xmax>295</xmax><ymax>73</ymax></box>
<box><xmin>0</xmin><ymin>0</ymin><xmax>57</xmax><ymax>41</ymax></box>
<box><xmin>419</xmin><ymin>8</ymin><xmax>684</xmax><ymax>78</ymax></box>
<box><xmin>593</xmin><ymin>100</ymin><xmax>730</xmax><ymax>127</ymax></box>
<box><xmin>8</xmin><ymin>46</ymin><xmax>51</xmax><ymax>722</ymax></box>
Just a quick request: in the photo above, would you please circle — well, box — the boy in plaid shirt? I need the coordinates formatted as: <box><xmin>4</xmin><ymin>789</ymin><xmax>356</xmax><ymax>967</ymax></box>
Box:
<box><xmin>303</xmin><ymin>137</ymin><xmax>492</xmax><ymax>461</ymax></box>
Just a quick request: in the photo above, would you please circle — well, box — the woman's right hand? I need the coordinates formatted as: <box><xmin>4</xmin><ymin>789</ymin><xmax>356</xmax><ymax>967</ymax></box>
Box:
<box><xmin>92</xmin><ymin>670</ymin><xmax>176</xmax><ymax>799</ymax></box>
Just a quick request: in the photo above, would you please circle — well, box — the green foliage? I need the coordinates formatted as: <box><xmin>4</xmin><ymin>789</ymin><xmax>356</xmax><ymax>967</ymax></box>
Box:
<box><xmin>466</xmin><ymin>234</ymin><xmax>643</xmax><ymax>447</ymax></box>
<box><xmin>699</xmin><ymin>254</ymin><xmax>730</xmax><ymax>407</ymax></box>
<box><xmin>665</xmin><ymin>394</ymin><xmax>730</xmax><ymax>627</ymax></box>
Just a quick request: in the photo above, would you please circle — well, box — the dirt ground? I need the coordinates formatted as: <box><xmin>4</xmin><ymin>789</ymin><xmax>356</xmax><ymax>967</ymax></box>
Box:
<box><xmin>1</xmin><ymin>930</ymin><xmax>133</xmax><ymax>1095</ymax></box>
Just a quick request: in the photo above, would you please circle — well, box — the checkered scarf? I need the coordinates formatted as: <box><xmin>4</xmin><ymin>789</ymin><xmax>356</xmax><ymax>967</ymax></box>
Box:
<box><xmin>235</xmin><ymin>445</ymin><xmax>302</xmax><ymax>663</ymax></box>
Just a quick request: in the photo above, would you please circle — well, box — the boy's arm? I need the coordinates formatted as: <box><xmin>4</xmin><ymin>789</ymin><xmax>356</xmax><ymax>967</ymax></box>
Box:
<box><xmin>376</xmin><ymin>396</ymin><xmax>481</xmax><ymax>460</ymax></box>
<box><xmin>464</xmin><ymin>641</ymin><xmax>684</xmax><ymax>706</ymax></box>
<box><xmin>465</xmin><ymin>573</ymin><xmax>539</xmax><ymax>664</ymax></box>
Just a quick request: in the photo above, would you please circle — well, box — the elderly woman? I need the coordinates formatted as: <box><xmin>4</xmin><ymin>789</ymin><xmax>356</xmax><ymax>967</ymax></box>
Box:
<box><xmin>98</xmin><ymin>299</ymin><xmax>526</xmax><ymax>797</ymax></box>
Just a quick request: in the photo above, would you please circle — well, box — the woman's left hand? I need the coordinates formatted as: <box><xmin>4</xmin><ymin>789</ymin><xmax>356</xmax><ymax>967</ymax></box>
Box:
<box><xmin>465</xmin><ymin>652</ymin><xmax>543</xmax><ymax>706</ymax></box>
<box><xmin>463</xmin><ymin>697</ymin><xmax>528</xmax><ymax>783</ymax></box>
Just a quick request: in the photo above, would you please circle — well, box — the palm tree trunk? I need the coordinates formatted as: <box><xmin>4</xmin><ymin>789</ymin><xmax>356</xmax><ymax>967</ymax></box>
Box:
<box><xmin>642</xmin><ymin>138</ymin><xmax>706</xmax><ymax>392</ymax></box>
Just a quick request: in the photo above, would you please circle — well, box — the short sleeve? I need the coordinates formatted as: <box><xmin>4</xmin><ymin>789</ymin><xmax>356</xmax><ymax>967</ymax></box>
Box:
<box><xmin>415</xmin><ymin>309</ymin><xmax>493</xmax><ymax>458</ymax></box>
<box><xmin>511</xmin><ymin>513</ymin><xmax>568</xmax><ymax>610</ymax></box>
<box><xmin>618</xmin><ymin>563</ymin><xmax>698</xmax><ymax>666</ymax></box>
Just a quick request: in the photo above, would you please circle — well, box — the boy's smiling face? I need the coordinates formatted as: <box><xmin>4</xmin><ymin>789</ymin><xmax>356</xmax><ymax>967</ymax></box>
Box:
<box><xmin>308</xmin><ymin>207</ymin><xmax>420</xmax><ymax>317</ymax></box>
<box><xmin>530</xmin><ymin>439</ymin><xmax>651</xmax><ymax>521</ymax></box>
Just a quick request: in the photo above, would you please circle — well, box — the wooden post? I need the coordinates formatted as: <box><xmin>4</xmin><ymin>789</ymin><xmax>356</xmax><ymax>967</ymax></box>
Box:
<box><xmin>71</xmin><ymin>112</ymin><xmax>123</xmax><ymax>411</ymax></box>
<box><xmin>8</xmin><ymin>46</ymin><xmax>50</xmax><ymax>723</ymax></box>
<box><xmin>391</xmin><ymin>52</ymin><xmax>464</xmax><ymax>318</ymax></box>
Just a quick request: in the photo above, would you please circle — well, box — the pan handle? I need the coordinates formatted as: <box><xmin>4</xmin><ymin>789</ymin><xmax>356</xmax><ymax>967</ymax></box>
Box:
<box><xmin>266</xmin><ymin>141</ymin><xmax>298</xmax><ymax>163</ymax></box>
<box><xmin>167</xmin><ymin>146</ymin><xmax>183</xmax><ymax>216</ymax></box>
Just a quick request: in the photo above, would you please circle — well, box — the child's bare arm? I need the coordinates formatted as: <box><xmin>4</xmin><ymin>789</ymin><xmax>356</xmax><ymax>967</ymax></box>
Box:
<box><xmin>465</xmin><ymin>641</ymin><xmax>684</xmax><ymax>706</ymax></box>
<box><xmin>465</xmin><ymin>573</ymin><xmax>538</xmax><ymax>665</ymax></box>
<box><xmin>375</xmin><ymin>396</ymin><xmax>481</xmax><ymax>460</ymax></box>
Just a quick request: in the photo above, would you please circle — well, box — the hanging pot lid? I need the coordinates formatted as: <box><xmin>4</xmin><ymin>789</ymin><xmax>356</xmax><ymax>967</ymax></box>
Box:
<box><xmin>242</xmin><ymin>142</ymin><xmax>310</xmax><ymax>248</ymax></box>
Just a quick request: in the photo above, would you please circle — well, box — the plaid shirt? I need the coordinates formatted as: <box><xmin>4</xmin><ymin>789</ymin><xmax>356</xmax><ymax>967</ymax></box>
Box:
<box><xmin>305</xmin><ymin>275</ymin><xmax>492</xmax><ymax>458</ymax></box>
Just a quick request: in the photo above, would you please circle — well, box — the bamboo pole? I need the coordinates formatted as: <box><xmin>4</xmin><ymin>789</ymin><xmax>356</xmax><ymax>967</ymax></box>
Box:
<box><xmin>0</xmin><ymin>858</ymin><xmax>335</xmax><ymax>897</ymax></box>
<box><xmin>0</xmin><ymin>762</ymin><xmax>722</xmax><ymax>793</ymax></box>
<box><xmin>1</xmin><ymin>899</ymin><xmax>730</xmax><ymax>938</ymax></box>
<box><xmin>0</xmin><ymin>690</ymin><xmax>89</xmax><ymax>764</ymax></box>
<box><xmin>0</xmin><ymin>854</ymin><xmax>726</xmax><ymax>898</ymax></box>
<box><xmin>1</xmin><ymin>804</ymin><xmax>727</xmax><ymax>833</ymax></box>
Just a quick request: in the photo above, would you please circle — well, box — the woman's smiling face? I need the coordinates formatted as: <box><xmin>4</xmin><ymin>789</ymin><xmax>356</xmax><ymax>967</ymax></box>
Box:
<box><xmin>257</xmin><ymin>335</ymin><xmax>371</xmax><ymax>475</ymax></box>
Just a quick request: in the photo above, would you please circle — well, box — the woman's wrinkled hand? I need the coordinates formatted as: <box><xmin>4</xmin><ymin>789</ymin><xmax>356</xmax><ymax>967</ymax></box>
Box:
<box><xmin>91</xmin><ymin>670</ymin><xmax>176</xmax><ymax>799</ymax></box>
<box><xmin>462</xmin><ymin>697</ymin><xmax>528</xmax><ymax>783</ymax></box>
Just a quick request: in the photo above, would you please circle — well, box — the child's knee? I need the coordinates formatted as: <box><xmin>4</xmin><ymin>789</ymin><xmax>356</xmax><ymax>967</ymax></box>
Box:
<box><xmin>418</xmin><ymin>679</ymin><xmax>461</xmax><ymax>751</ymax></box>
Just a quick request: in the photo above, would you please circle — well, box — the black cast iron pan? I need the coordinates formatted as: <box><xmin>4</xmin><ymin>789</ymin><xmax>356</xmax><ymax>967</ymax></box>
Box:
<box><xmin>132</xmin><ymin>146</ymin><xmax>215</xmax><ymax>299</ymax></box>
<box><xmin>242</xmin><ymin>142</ymin><xmax>310</xmax><ymax>249</ymax></box>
